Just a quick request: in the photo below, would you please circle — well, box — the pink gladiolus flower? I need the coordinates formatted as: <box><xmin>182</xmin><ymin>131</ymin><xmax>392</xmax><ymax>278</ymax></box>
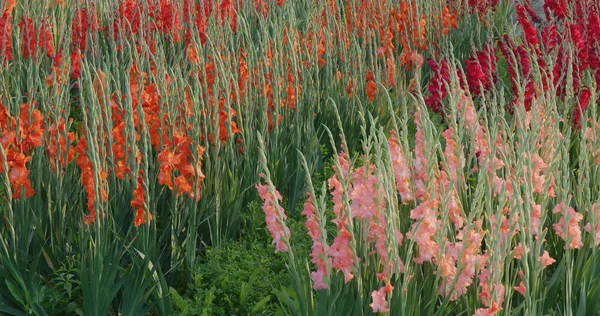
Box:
<box><xmin>473</xmin><ymin>301</ymin><xmax>502</xmax><ymax>316</ymax></box>
<box><xmin>457</xmin><ymin>91</ymin><xmax>477</xmax><ymax>132</ymax></box>
<box><xmin>311</xmin><ymin>269</ymin><xmax>328</xmax><ymax>290</ymax></box>
<box><xmin>302</xmin><ymin>192</ymin><xmax>330</xmax><ymax>290</ymax></box>
<box><xmin>439</xmin><ymin>222</ymin><xmax>486</xmax><ymax>300</ymax></box>
<box><xmin>514</xmin><ymin>282</ymin><xmax>526</xmax><ymax>296</ymax></box>
<box><xmin>327</xmin><ymin>228</ymin><xmax>355</xmax><ymax>283</ymax></box>
<box><xmin>413</xmin><ymin>112</ymin><xmax>429</xmax><ymax>200</ymax></box>
<box><xmin>388</xmin><ymin>132</ymin><xmax>414</xmax><ymax>203</ymax></box>
<box><xmin>370</xmin><ymin>287</ymin><xmax>390</xmax><ymax>313</ymax></box>
<box><xmin>474</xmin><ymin>126</ymin><xmax>490</xmax><ymax>164</ymax></box>
<box><xmin>442</xmin><ymin>127</ymin><xmax>464</xmax><ymax>180</ymax></box>
<box><xmin>478</xmin><ymin>268</ymin><xmax>505</xmax><ymax>310</ymax></box>
<box><xmin>513</xmin><ymin>243</ymin><xmax>529</xmax><ymax>260</ymax></box>
<box><xmin>552</xmin><ymin>202</ymin><xmax>584</xmax><ymax>249</ymax></box>
<box><xmin>438</xmin><ymin>254</ymin><xmax>457</xmax><ymax>297</ymax></box>
<box><xmin>349</xmin><ymin>166</ymin><xmax>382</xmax><ymax>220</ymax></box>
<box><xmin>302</xmin><ymin>193</ymin><xmax>321</xmax><ymax>241</ymax></box>
<box><xmin>441</xmin><ymin>127</ymin><xmax>465</xmax><ymax>229</ymax></box>
<box><xmin>407</xmin><ymin>200</ymin><xmax>440</xmax><ymax>264</ymax></box>
<box><xmin>538</xmin><ymin>250</ymin><xmax>556</xmax><ymax>269</ymax></box>
<box><xmin>256</xmin><ymin>183</ymin><xmax>290</xmax><ymax>253</ymax></box>
<box><xmin>329</xmin><ymin>152</ymin><xmax>350</xmax><ymax>228</ymax></box>
<box><xmin>583</xmin><ymin>203</ymin><xmax>600</xmax><ymax>246</ymax></box>
<box><xmin>531</xmin><ymin>154</ymin><xmax>547</xmax><ymax>194</ymax></box>
<box><xmin>531</xmin><ymin>203</ymin><xmax>542</xmax><ymax>235</ymax></box>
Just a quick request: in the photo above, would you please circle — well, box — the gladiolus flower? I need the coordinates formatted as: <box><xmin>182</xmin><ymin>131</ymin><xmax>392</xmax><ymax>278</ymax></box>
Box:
<box><xmin>584</xmin><ymin>203</ymin><xmax>600</xmax><ymax>246</ymax></box>
<box><xmin>388</xmin><ymin>132</ymin><xmax>414</xmax><ymax>203</ymax></box>
<box><xmin>256</xmin><ymin>182</ymin><xmax>291</xmax><ymax>254</ymax></box>
<box><xmin>425</xmin><ymin>58</ymin><xmax>450</xmax><ymax>113</ymax></box>
<box><xmin>538</xmin><ymin>250</ymin><xmax>555</xmax><ymax>269</ymax></box>
<box><xmin>370</xmin><ymin>287</ymin><xmax>390</xmax><ymax>313</ymax></box>
<box><xmin>366</xmin><ymin>71</ymin><xmax>377</xmax><ymax>102</ymax></box>
<box><xmin>552</xmin><ymin>202</ymin><xmax>584</xmax><ymax>249</ymax></box>
<box><xmin>302</xmin><ymin>192</ymin><xmax>330</xmax><ymax>290</ymax></box>
<box><xmin>465</xmin><ymin>47</ymin><xmax>497</xmax><ymax>96</ymax></box>
<box><xmin>514</xmin><ymin>282</ymin><xmax>526</xmax><ymax>296</ymax></box>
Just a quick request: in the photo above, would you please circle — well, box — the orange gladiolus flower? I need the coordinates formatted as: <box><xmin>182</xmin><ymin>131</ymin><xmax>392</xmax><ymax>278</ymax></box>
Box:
<box><xmin>317</xmin><ymin>42</ymin><xmax>326</xmax><ymax>69</ymax></box>
<box><xmin>157</xmin><ymin>147</ymin><xmax>179</xmax><ymax>190</ymax></box>
<box><xmin>131</xmin><ymin>175</ymin><xmax>151</xmax><ymax>227</ymax></box>
<box><xmin>3</xmin><ymin>0</ymin><xmax>15</xmax><ymax>16</ymax></box>
<box><xmin>8</xmin><ymin>153</ymin><xmax>35</xmax><ymax>198</ymax></box>
<box><xmin>442</xmin><ymin>7</ymin><xmax>457</xmax><ymax>35</ymax></box>
<box><xmin>76</xmin><ymin>136</ymin><xmax>108</xmax><ymax>224</ymax></box>
<box><xmin>366</xmin><ymin>71</ymin><xmax>377</xmax><ymax>102</ymax></box>
<box><xmin>386</xmin><ymin>58</ymin><xmax>396</xmax><ymax>88</ymax></box>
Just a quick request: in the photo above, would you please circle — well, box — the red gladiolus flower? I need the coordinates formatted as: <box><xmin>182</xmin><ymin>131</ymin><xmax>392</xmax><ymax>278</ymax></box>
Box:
<box><xmin>19</xmin><ymin>17</ymin><xmax>36</xmax><ymax>59</ymax></box>
<box><xmin>72</xmin><ymin>8</ymin><xmax>89</xmax><ymax>51</ymax></box>
<box><xmin>39</xmin><ymin>19</ymin><xmax>54</xmax><ymax>58</ymax></box>
<box><xmin>498</xmin><ymin>37</ymin><xmax>533</xmax><ymax>111</ymax></box>
<box><xmin>515</xmin><ymin>5</ymin><xmax>538</xmax><ymax>48</ymax></box>
<box><xmin>589</xmin><ymin>12</ymin><xmax>600</xmax><ymax>44</ymax></box>
<box><xmin>544</xmin><ymin>0</ymin><xmax>567</xmax><ymax>20</ymax></box>
<box><xmin>70</xmin><ymin>48</ymin><xmax>82</xmax><ymax>80</ymax></box>
<box><xmin>541</xmin><ymin>25</ymin><xmax>559</xmax><ymax>52</ymax></box>
<box><xmin>158</xmin><ymin>0</ymin><xmax>183</xmax><ymax>42</ymax></box>
<box><xmin>573</xmin><ymin>88</ymin><xmax>591</xmax><ymax>130</ymax></box>
<box><xmin>0</xmin><ymin>13</ymin><xmax>13</xmax><ymax>63</ymax></box>
<box><xmin>425</xmin><ymin>58</ymin><xmax>450</xmax><ymax>114</ymax></box>
<box><xmin>523</xmin><ymin>0</ymin><xmax>541</xmax><ymax>23</ymax></box>
<box><xmin>465</xmin><ymin>47</ymin><xmax>497</xmax><ymax>96</ymax></box>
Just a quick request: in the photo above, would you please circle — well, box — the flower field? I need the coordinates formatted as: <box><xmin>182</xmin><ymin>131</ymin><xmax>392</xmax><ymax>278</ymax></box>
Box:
<box><xmin>1</xmin><ymin>0</ymin><xmax>600</xmax><ymax>315</ymax></box>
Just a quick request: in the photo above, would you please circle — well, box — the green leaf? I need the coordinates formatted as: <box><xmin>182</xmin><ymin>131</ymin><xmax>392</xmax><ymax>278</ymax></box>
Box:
<box><xmin>252</xmin><ymin>295</ymin><xmax>272</xmax><ymax>313</ymax></box>
<box><xmin>0</xmin><ymin>306</ymin><xmax>26</xmax><ymax>316</ymax></box>
<box><xmin>240</xmin><ymin>282</ymin><xmax>247</xmax><ymax>306</ymax></box>
<box><xmin>169</xmin><ymin>287</ymin><xmax>186</xmax><ymax>309</ymax></box>
<box><xmin>576</xmin><ymin>283</ymin><xmax>586</xmax><ymax>316</ymax></box>
<box><xmin>32</xmin><ymin>303</ymin><xmax>48</xmax><ymax>316</ymax></box>
<box><xmin>5</xmin><ymin>280</ymin><xmax>25</xmax><ymax>308</ymax></box>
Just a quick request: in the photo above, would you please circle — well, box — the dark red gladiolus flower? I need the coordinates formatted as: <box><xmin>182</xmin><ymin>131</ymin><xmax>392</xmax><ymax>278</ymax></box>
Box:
<box><xmin>465</xmin><ymin>47</ymin><xmax>497</xmax><ymax>96</ymax></box>
<box><xmin>425</xmin><ymin>58</ymin><xmax>451</xmax><ymax>114</ymax></box>
<box><xmin>589</xmin><ymin>12</ymin><xmax>600</xmax><ymax>44</ymax></box>
<box><xmin>541</xmin><ymin>25</ymin><xmax>559</xmax><ymax>52</ymax></box>
<box><xmin>573</xmin><ymin>88</ymin><xmax>591</xmax><ymax>130</ymax></box>
<box><xmin>544</xmin><ymin>0</ymin><xmax>567</xmax><ymax>20</ymax></box>
<box><xmin>468</xmin><ymin>0</ymin><xmax>499</xmax><ymax>16</ymax></box>
<box><xmin>516</xmin><ymin>5</ymin><xmax>538</xmax><ymax>48</ymax></box>
<box><xmin>524</xmin><ymin>0</ymin><xmax>541</xmax><ymax>23</ymax></box>
<box><xmin>499</xmin><ymin>37</ymin><xmax>533</xmax><ymax>111</ymax></box>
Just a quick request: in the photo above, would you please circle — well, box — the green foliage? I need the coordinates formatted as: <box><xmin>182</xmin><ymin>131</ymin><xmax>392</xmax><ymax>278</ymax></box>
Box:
<box><xmin>172</xmin><ymin>200</ymin><xmax>312</xmax><ymax>316</ymax></box>
<box><xmin>172</xmin><ymin>240</ymin><xmax>286</xmax><ymax>315</ymax></box>
<box><xmin>40</xmin><ymin>254</ymin><xmax>82</xmax><ymax>315</ymax></box>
